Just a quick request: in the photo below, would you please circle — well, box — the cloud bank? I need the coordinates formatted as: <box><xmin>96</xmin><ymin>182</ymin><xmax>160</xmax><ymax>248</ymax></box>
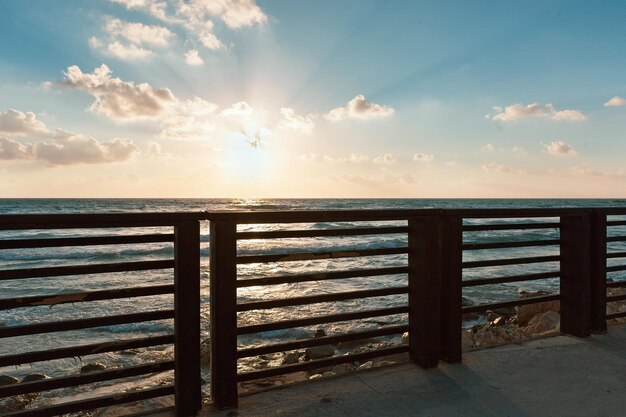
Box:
<box><xmin>0</xmin><ymin>108</ymin><xmax>139</xmax><ymax>165</ymax></box>
<box><xmin>325</xmin><ymin>95</ymin><xmax>394</xmax><ymax>121</ymax></box>
<box><xmin>488</xmin><ymin>103</ymin><xmax>586</xmax><ymax>122</ymax></box>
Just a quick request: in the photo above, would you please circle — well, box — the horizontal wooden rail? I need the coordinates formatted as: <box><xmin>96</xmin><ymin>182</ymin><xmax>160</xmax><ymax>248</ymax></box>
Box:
<box><xmin>2</xmin><ymin>384</ymin><xmax>175</xmax><ymax>417</ymax></box>
<box><xmin>237</xmin><ymin>247</ymin><xmax>409</xmax><ymax>264</ymax></box>
<box><xmin>237</xmin><ymin>306</ymin><xmax>409</xmax><ymax>335</ymax></box>
<box><xmin>207</xmin><ymin>209</ymin><xmax>433</xmax><ymax>223</ymax></box>
<box><xmin>237</xmin><ymin>345</ymin><xmax>408</xmax><ymax>382</ymax></box>
<box><xmin>237</xmin><ymin>325</ymin><xmax>408</xmax><ymax>358</ymax></box>
<box><xmin>237</xmin><ymin>226</ymin><xmax>408</xmax><ymax>240</ymax></box>
<box><xmin>0</xmin><ymin>360</ymin><xmax>174</xmax><ymax>397</ymax></box>
<box><xmin>606</xmin><ymin>236</ymin><xmax>626</xmax><ymax>242</ymax></box>
<box><xmin>607</xmin><ymin>311</ymin><xmax>626</xmax><ymax>320</ymax></box>
<box><xmin>0</xmin><ymin>212</ymin><xmax>203</xmax><ymax>230</ymax></box>
<box><xmin>237</xmin><ymin>267</ymin><xmax>409</xmax><ymax>287</ymax></box>
<box><xmin>606</xmin><ymin>265</ymin><xmax>626</xmax><ymax>272</ymax></box>
<box><xmin>453</xmin><ymin>208</ymin><xmax>584</xmax><ymax>218</ymax></box>
<box><xmin>0</xmin><ymin>309</ymin><xmax>174</xmax><ymax>338</ymax></box>
<box><xmin>607</xmin><ymin>220</ymin><xmax>626</xmax><ymax>226</ymax></box>
<box><xmin>462</xmin><ymin>271</ymin><xmax>560</xmax><ymax>287</ymax></box>
<box><xmin>237</xmin><ymin>287</ymin><xmax>408</xmax><ymax>311</ymax></box>
<box><xmin>0</xmin><ymin>234</ymin><xmax>174</xmax><ymax>250</ymax></box>
<box><xmin>463</xmin><ymin>222</ymin><xmax>560</xmax><ymax>231</ymax></box>
<box><xmin>607</xmin><ymin>294</ymin><xmax>626</xmax><ymax>303</ymax></box>
<box><xmin>0</xmin><ymin>335</ymin><xmax>174</xmax><ymax>367</ymax></box>
<box><xmin>606</xmin><ymin>251</ymin><xmax>626</xmax><ymax>259</ymax></box>
<box><xmin>462</xmin><ymin>239</ymin><xmax>560</xmax><ymax>250</ymax></box>
<box><xmin>0</xmin><ymin>284</ymin><xmax>174</xmax><ymax>310</ymax></box>
<box><xmin>607</xmin><ymin>281</ymin><xmax>626</xmax><ymax>288</ymax></box>
<box><xmin>0</xmin><ymin>260</ymin><xmax>174</xmax><ymax>281</ymax></box>
<box><xmin>461</xmin><ymin>294</ymin><xmax>560</xmax><ymax>314</ymax></box>
<box><xmin>462</xmin><ymin>255</ymin><xmax>560</xmax><ymax>269</ymax></box>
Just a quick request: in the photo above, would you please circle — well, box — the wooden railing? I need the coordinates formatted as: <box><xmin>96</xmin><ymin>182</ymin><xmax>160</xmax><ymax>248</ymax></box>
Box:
<box><xmin>0</xmin><ymin>213</ymin><xmax>202</xmax><ymax>417</ymax></box>
<box><xmin>1</xmin><ymin>208</ymin><xmax>625</xmax><ymax>415</ymax></box>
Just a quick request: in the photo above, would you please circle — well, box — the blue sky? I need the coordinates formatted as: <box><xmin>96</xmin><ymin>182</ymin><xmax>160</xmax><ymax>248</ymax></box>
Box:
<box><xmin>1</xmin><ymin>1</ymin><xmax>626</xmax><ymax>197</ymax></box>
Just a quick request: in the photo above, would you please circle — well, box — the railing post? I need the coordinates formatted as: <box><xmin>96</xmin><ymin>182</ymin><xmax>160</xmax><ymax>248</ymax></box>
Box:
<box><xmin>174</xmin><ymin>220</ymin><xmax>202</xmax><ymax>416</ymax></box>
<box><xmin>590</xmin><ymin>211</ymin><xmax>607</xmax><ymax>334</ymax></box>
<box><xmin>408</xmin><ymin>215</ymin><xmax>441</xmax><ymax>368</ymax></box>
<box><xmin>209</xmin><ymin>220</ymin><xmax>238</xmax><ymax>409</ymax></box>
<box><xmin>560</xmin><ymin>213</ymin><xmax>591</xmax><ymax>338</ymax></box>
<box><xmin>439</xmin><ymin>213</ymin><xmax>463</xmax><ymax>363</ymax></box>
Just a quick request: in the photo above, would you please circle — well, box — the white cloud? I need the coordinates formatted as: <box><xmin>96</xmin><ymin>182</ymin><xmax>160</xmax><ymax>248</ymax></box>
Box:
<box><xmin>277</xmin><ymin>108</ymin><xmax>315</xmax><ymax>135</ymax></box>
<box><xmin>348</xmin><ymin>153</ymin><xmax>370</xmax><ymax>163</ymax></box>
<box><xmin>512</xmin><ymin>146</ymin><xmax>527</xmax><ymax>155</ymax></box>
<box><xmin>488</xmin><ymin>103</ymin><xmax>586</xmax><ymax>122</ymax></box>
<box><xmin>604</xmin><ymin>96</ymin><xmax>626</xmax><ymax>107</ymax></box>
<box><xmin>298</xmin><ymin>153</ymin><xmax>318</xmax><ymax>162</ymax></box>
<box><xmin>180</xmin><ymin>0</ymin><xmax>267</xmax><ymax>29</ymax></box>
<box><xmin>221</xmin><ymin>101</ymin><xmax>253</xmax><ymax>116</ymax></box>
<box><xmin>0</xmin><ymin>137</ymin><xmax>34</xmax><ymax>160</ymax></box>
<box><xmin>88</xmin><ymin>36</ymin><xmax>103</xmax><ymax>49</ymax></box>
<box><xmin>482</xmin><ymin>143</ymin><xmax>495</xmax><ymax>152</ymax></box>
<box><xmin>0</xmin><ymin>130</ymin><xmax>139</xmax><ymax>166</ymax></box>
<box><xmin>322</xmin><ymin>153</ymin><xmax>370</xmax><ymax>163</ymax></box>
<box><xmin>106</xmin><ymin>41</ymin><xmax>155</xmax><ymax>59</ymax></box>
<box><xmin>147</xmin><ymin>140</ymin><xmax>162</xmax><ymax>157</ymax></box>
<box><xmin>33</xmin><ymin>130</ymin><xmax>139</xmax><ymax>166</ymax></box>
<box><xmin>445</xmin><ymin>160</ymin><xmax>457</xmax><ymax>167</ymax></box>
<box><xmin>60</xmin><ymin>64</ymin><xmax>176</xmax><ymax>120</ymax></box>
<box><xmin>0</xmin><ymin>109</ymin><xmax>48</xmax><ymax>136</ymax></box>
<box><xmin>105</xmin><ymin>18</ymin><xmax>174</xmax><ymax>47</ymax></box>
<box><xmin>544</xmin><ymin>140</ymin><xmax>577</xmax><ymax>156</ymax></box>
<box><xmin>159</xmin><ymin>97</ymin><xmax>218</xmax><ymax>139</ymax></box>
<box><xmin>325</xmin><ymin>95</ymin><xmax>394</xmax><ymax>121</ymax></box>
<box><xmin>184</xmin><ymin>49</ymin><xmax>204</xmax><ymax>66</ymax></box>
<box><xmin>109</xmin><ymin>0</ymin><xmax>175</xmax><ymax>23</ymax></box>
<box><xmin>373</xmin><ymin>153</ymin><xmax>396</xmax><ymax>164</ymax></box>
<box><xmin>413</xmin><ymin>153</ymin><xmax>434</xmax><ymax>162</ymax></box>
<box><xmin>199</xmin><ymin>31</ymin><xmax>225</xmax><ymax>50</ymax></box>
<box><xmin>108</xmin><ymin>0</ymin><xmax>266</xmax><ymax>54</ymax></box>
<box><xmin>482</xmin><ymin>162</ymin><xmax>511</xmax><ymax>173</ymax></box>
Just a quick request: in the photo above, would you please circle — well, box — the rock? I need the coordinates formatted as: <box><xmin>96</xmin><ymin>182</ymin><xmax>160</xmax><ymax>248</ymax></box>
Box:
<box><xmin>281</xmin><ymin>351</ymin><xmax>300</xmax><ymax>365</ymax></box>
<box><xmin>314</xmin><ymin>328</ymin><xmax>327</xmax><ymax>338</ymax></box>
<box><xmin>358</xmin><ymin>361</ymin><xmax>373</xmax><ymax>370</ymax></box>
<box><xmin>401</xmin><ymin>332</ymin><xmax>409</xmax><ymax>345</ymax></box>
<box><xmin>200</xmin><ymin>338</ymin><xmax>211</xmax><ymax>366</ymax></box>
<box><xmin>486</xmin><ymin>311</ymin><xmax>501</xmax><ymax>322</ymax></box>
<box><xmin>337</xmin><ymin>338</ymin><xmax>377</xmax><ymax>349</ymax></box>
<box><xmin>0</xmin><ymin>394</ymin><xmax>36</xmax><ymax>413</ymax></box>
<box><xmin>309</xmin><ymin>374</ymin><xmax>322</xmax><ymax>380</ymax></box>
<box><xmin>462</xmin><ymin>329</ymin><xmax>474</xmax><ymax>350</ymax></box>
<box><xmin>525</xmin><ymin>311</ymin><xmax>560</xmax><ymax>335</ymax></box>
<box><xmin>516</xmin><ymin>291</ymin><xmax>560</xmax><ymax>326</ymax></box>
<box><xmin>491</xmin><ymin>316</ymin><xmax>506</xmax><ymax>327</ymax></box>
<box><xmin>377</xmin><ymin>360</ymin><xmax>396</xmax><ymax>367</ymax></box>
<box><xmin>304</xmin><ymin>345</ymin><xmax>334</xmax><ymax>361</ymax></box>
<box><xmin>21</xmin><ymin>374</ymin><xmax>50</xmax><ymax>383</ymax></box>
<box><xmin>320</xmin><ymin>371</ymin><xmax>335</xmax><ymax>379</ymax></box>
<box><xmin>331</xmin><ymin>364</ymin><xmax>350</xmax><ymax>375</ymax></box>
<box><xmin>254</xmin><ymin>379</ymin><xmax>274</xmax><ymax>387</ymax></box>
<box><xmin>0</xmin><ymin>375</ymin><xmax>19</xmax><ymax>386</ymax></box>
<box><xmin>80</xmin><ymin>362</ymin><xmax>106</xmax><ymax>373</ymax></box>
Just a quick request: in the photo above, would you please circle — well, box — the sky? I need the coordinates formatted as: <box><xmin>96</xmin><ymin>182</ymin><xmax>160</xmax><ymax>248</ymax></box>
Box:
<box><xmin>1</xmin><ymin>1</ymin><xmax>626</xmax><ymax>198</ymax></box>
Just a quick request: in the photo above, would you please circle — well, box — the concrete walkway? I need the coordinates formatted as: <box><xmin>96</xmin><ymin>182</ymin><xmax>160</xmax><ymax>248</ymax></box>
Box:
<box><xmin>201</xmin><ymin>325</ymin><xmax>626</xmax><ymax>417</ymax></box>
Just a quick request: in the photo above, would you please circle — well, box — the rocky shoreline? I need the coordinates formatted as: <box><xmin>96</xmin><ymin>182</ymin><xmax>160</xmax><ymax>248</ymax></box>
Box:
<box><xmin>3</xmin><ymin>287</ymin><xmax>626</xmax><ymax>414</ymax></box>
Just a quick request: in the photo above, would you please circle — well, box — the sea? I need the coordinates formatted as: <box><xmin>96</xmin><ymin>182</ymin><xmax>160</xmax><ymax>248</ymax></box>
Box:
<box><xmin>1</xmin><ymin>198</ymin><xmax>625</xmax><ymax>407</ymax></box>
